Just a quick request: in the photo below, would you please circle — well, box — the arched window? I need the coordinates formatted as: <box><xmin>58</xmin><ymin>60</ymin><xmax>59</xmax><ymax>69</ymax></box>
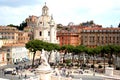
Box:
<box><xmin>40</xmin><ymin>31</ymin><xmax>42</xmax><ymax>36</ymax></box>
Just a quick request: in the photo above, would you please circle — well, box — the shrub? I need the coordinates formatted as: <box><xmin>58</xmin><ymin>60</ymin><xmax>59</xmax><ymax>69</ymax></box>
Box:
<box><xmin>116</xmin><ymin>67</ymin><xmax>120</xmax><ymax>70</ymax></box>
<box><xmin>97</xmin><ymin>61</ymin><xmax>101</xmax><ymax>64</ymax></box>
<box><xmin>75</xmin><ymin>63</ymin><xmax>79</xmax><ymax>67</ymax></box>
<box><xmin>82</xmin><ymin>64</ymin><xmax>86</xmax><ymax>67</ymax></box>
<box><xmin>108</xmin><ymin>60</ymin><xmax>113</xmax><ymax>65</ymax></box>
<box><xmin>98</xmin><ymin>65</ymin><xmax>102</xmax><ymax>68</ymax></box>
<box><xmin>59</xmin><ymin>63</ymin><xmax>64</xmax><ymax>66</ymax></box>
<box><xmin>65</xmin><ymin>59</ymin><xmax>71</xmax><ymax>63</ymax></box>
<box><xmin>91</xmin><ymin>65</ymin><xmax>95</xmax><ymax>68</ymax></box>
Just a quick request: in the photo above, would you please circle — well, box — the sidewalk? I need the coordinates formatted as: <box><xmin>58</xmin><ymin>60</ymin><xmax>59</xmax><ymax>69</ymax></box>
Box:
<box><xmin>103</xmin><ymin>75</ymin><xmax>120</xmax><ymax>80</ymax></box>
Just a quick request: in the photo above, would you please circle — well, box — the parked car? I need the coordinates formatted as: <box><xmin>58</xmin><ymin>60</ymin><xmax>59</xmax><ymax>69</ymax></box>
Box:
<box><xmin>12</xmin><ymin>70</ymin><xmax>17</xmax><ymax>75</ymax></box>
<box><xmin>4</xmin><ymin>68</ymin><xmax>16</xmax><ymax>75</ymax></box>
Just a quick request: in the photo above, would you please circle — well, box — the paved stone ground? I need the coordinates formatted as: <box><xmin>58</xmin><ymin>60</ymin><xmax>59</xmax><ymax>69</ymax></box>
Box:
<box><xmin>0</xmin><ymin>64</ymin><xmax>120</xmax><ymax>80</ymax></box>
<box><xmin>0</xmin><ymin>69</ymin><xmax>107</xmax><ymax>80</ymax></box>
<box><xmin>73</xmin><ymin>75</ymin><xmax>104</xmax><ymax>80</ymax></box>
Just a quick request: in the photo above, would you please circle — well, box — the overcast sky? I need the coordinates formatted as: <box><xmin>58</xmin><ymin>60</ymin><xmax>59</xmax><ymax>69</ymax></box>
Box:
<box><xmin>0</xmin><ymin>0</ymin><xmax>120</xmax><ymax>27</ymax></box>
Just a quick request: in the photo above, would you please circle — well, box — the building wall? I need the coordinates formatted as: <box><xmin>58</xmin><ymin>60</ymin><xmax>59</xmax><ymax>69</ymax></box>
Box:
<box><xmin>0</xmin><ymin>26</ymin><xmax>30</xmax><ymax>44</ymax></box>
<box><xmin>17</xmin><ymin>31</ymin><xmax>30</xmax><ymax>43</ymax></box>
<box><xmin>2</xmin><ymin>44</ymin><xmax>29</xmax><ymax>64</ymax></box>
<box><xmin>81</xmin><ymin>27</ymin><xmax>120</xmax><ymax>47</ymax></box>
<box><xmin>25</xmin><ymin>15</ymin><xmax>38</xmax><ymax>28</ymax></box>
<box><xmin>57</xmin><ymin>25</ymin><xmax>120</xmax><ymax>47</ymax></box>
<box><xmin>0</xmin><ymin>26</ymin><xmax>18</xmax><ymax>42</ymax></box>
<box><xmin>0</xmin><ymin>26</ymin><xmax>30</xmax><ymax>65</ymax></box>
<box><xmin>57</xmin><ymin>30</ymin><xmax>80</xmax><ymax>46</ymax></box>
<box><xmin>12</xmin><ymin>46</ymin><xmax>29</xmax><ymax>63</ymax></box>
<box><xmin>0</xmin><ymin>48</ymin><xmax>7</xmax><ymax>66</ymax></box>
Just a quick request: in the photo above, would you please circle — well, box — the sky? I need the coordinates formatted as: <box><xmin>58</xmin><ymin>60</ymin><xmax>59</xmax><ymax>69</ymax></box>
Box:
<box><xmin>0</xmin><ymin>0</ymin><xmax>120</xmax><ymax>27</ymax></box>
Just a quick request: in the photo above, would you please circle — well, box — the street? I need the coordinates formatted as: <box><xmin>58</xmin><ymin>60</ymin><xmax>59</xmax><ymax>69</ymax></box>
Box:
<box><xmin>0</xmin><ymin>61</ymin><xmax>33</xmax><ymax>80</ymax></box>
<box><xmin>0</xmin><ymin>61</ymin><xmax>116</xmax><ymax>80</ymax></box>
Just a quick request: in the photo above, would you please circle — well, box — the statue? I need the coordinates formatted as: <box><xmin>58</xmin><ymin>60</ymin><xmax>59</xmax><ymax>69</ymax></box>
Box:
<box><xmin>49</xmin><ymin>50</ymin><xmax>56</xmax><ymax>63</ymax></box>
<box><xmin>35</xmin><ymin>49</ymin><xmax>52</xmax><ymax>80</ymax></box>
<box><xmin>36</xmin><ymin>49</ymin><xmax>51</xmax><ymax>72</ymax></box>
<box><xmin>40</xmin><ymin>49</ymin><xmax>50</xmax><ymax>67</ymax></box>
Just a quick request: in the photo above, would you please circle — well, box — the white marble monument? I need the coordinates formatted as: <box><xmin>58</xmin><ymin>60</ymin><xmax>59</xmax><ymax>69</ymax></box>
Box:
<box><xmin>36</xmin><ymin>49</ymin><xmax>52</xmax><ymax>80</ymax></box>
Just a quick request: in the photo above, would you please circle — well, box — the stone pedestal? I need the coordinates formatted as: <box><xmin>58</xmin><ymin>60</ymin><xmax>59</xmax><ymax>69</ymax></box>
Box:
<box><xmin>35</xmin><ymin>49</ymin><xmax>52</xmax><ymax>80</ymax></box>
<box><xmin>105</xmin><ymin>67</ymin><xmax>114</xmax><ymax>76</ymax></box>
<box><xmin>36</xmin><ymin>71</ymin><xmax>51</xmax><ymax>80</ymax></box>
<box><xmin>39</xmin><ymin>72</ymin><xmax>51</xmax><ymax>80</ymax></box>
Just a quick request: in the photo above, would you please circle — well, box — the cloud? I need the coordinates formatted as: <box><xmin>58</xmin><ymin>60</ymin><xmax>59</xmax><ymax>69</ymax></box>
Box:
<box><xmin>0</xmin><ymin>0</ymin><xmax>43</xmax><ymax>7</ymax></box>
<box><xmin>0</xmin><ymin>0</ymin><xmax>120</xmax><ymax>27</ymax></box>
<box><xmin>0</xmin><ymin>5</ymin><xmax>41</xmax><ymax>25</ymax></box>
<box><xmin>45</xmin><ymin>0</ymin><xmax>119</xmax><ymax>25</ymax></box>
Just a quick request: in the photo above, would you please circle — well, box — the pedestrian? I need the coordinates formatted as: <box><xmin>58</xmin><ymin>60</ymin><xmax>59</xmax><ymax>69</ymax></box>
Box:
<box><xmin>21</xmin><ymin>72</ymin><xmax>23</xmax><ymax>77</ymax></box>
<box><xmin>18</xmin><ymin>75</ymin><xmax>20</xmax><ymax>79</ymax></box>
<box><xmin>24</xmin><ymin>74</ymin><xmax>27</xmax><ymax>78</ymax></box>
<box><xmin>2</xmin><ymin>68</ymin><xmax>4</xmax><ymax>72</ymax></box>
<box><xmin>1</xmin><ymin>68</ymin><xmax>4</xmax><ymax>75</ymax></box>
<box><xmin>3</xmin><ymin>71</ymin><xmax>6</xmax><ymax>76</ymax></box>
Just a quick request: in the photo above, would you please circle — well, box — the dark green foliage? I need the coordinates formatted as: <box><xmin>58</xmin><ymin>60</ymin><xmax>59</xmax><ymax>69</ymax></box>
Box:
<box><xmin>59</xmin><ymin>63</ymin><xmax>64</xmax><ymax>66</ymax></box>
<box><xmin>7</xmin><ymin>24</ymin><xmax>19</xmax><ymax>29</ymax></box>
<box><xmin>25</xmin><ymin>39</ymin><xmax>60</xmax><ymax>67</ymax></box>
<box><xmin>98</xmin><ymin>65</ymin><xmax>102</xmax><ymax>68</ymax></box>
<box><xmin>7</xmin><ymin>21</ymin><xmax>27</xmax><ymax>30</ymax></box>
<box><xmin>91</xmin><ymin>65</ymin><xmax>95</xmax><ymax>68</ymax></box>
<box><xmin>116</xmin><ymin>67</ymin><xmax>120</xmax><ymax>70</ymax></box>
<box><xmin>108</xmin><ymin>60</ymin><xmax>113</xmax><ymax>65</ymax></box>
<box><xmin>65</xmin><ymin>59</ymin><xmax>71</xmax><ymax>66</ymax></box>
<box><xmin>19</xmin><ymin>21</ymin><xmax>27</xmax><ymax>30</ymax></box>
<box><xmin>80</xmin><ymin>20</ymin><xmax>94</xmax><ymax>26</ymax></box>
<box><xmin>82</xmin><ymin>64</ymin><xmax>86</xmax><ymax>67</ymax></box>
<box><xmin>118</xmin><ymin>23</ymin><xmax>120</xmax><ymax>28</ymax></box>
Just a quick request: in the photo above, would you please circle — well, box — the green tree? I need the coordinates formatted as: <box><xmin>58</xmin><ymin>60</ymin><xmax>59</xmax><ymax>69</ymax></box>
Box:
<box><xmin>74</xmin><ymin>45</ymin><xmax>86</xmax><ymax>64</ymax></box>
<box><xmin>60</xmin><ymin>45</ymin><xmax>74</xmax><ymax>63</ymax></box>
<box><xmin>113</xmin><ymin>45</ymin><xmax>120</xmax><ymax>68</ymax></box>
<box><xmin>118</xmin><ymin>23</ymin><xmax>120</xmax><ymax>28</ymax></box>
<box><xmin>60</xmin><ymin>45</ymin><xmax>68</xmax><ymax>63</ymax></box>
<box><xmin>45</xmin><ymin>43</ymin><xmax>58</xmax><ymax>63</ymax></box>
<box><xmin>107</xmin><ymin>45</ymin><xmax>115</xmax><ymax>67</ymax></box>
<box><xmin>26</xmin><ymin>39</ymin><xmax>60</xmax><ymax>67</ymax></box>
<box><xmin>7</xmin><ymin>24</ymin><xmax>19</xmax><ymax>29</ymax></box>
<box><xmin>86</xmin><ymin>47</ymin><xmax>95</xmax><ymax>71</ymax></box>
<box><xmin>25</xmin><ymin>39</ymin><xmax>45</xmax><ymax>67</ymax></box>
<box><xmin>19</xmin><ymin>21</ymin><xmax>27</xmax><ymax>30</ymax></box>
<box><xmin>66</xmin><ymin>45</ymin><xmax>75</xmax><ymax>63</ymax></box>
<box><xmin>101</xmin><ymin>45</ymin><xmax>110</xmax><ymax>72</ymax></box>
<box><xmin>92</xmin><ymin>46</ymin><xmax>101</xmax><ymax>71</ymax></box>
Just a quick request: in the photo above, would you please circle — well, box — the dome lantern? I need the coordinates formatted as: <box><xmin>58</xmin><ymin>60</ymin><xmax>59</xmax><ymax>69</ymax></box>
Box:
<box><xmin>42</xmin><ymin>2</ymin><xmax>49</xmax><ymax>16</ymax></box>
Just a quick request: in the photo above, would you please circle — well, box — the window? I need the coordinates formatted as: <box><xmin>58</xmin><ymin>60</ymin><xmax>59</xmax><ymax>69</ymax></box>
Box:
<box><xmin>12</xmin><ymin>36</ymin><xmax>14</xmax><ymax>39</ymax></box>
<box><xmin>48</xmin><ymin>31</ymin><xmax>50</xmax><ymax>36</ymax></box>
<box><xmin>39</xmin><ymin>31</ymin><xmax>42</xmax><ymax>36</ymax></box>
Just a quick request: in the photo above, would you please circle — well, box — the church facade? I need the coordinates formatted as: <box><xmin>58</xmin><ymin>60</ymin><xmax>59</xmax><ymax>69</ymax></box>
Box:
<box><xmin>34</xmin><ymin>3</ymin><xmax>59</xmax><ymax>43</ymax></box>
<box><xmin>26</xmin><ymin>3</ymin><xmax>59</xmax><ymax>44</ymax></box>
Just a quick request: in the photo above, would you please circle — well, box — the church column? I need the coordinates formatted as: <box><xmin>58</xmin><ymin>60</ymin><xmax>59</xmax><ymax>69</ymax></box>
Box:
<box><xmin>50</xmin><ymin>25</ymin><xmax>55</xmax><ymax>43</ymax></box>
<box><xmin>50</xmin><ymin>15</ymin><xmax>56</xmax><ymax>43</ymax></box>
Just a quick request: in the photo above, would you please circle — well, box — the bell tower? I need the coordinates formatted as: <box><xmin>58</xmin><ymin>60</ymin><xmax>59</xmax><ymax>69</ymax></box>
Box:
<box><xmin>42</xmin><ymin>2</ymin><xmax>49</xmax><ymax>16</ymax></box>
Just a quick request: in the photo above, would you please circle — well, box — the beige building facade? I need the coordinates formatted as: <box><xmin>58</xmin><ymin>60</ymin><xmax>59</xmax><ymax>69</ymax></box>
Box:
<box><xmin>81</xmin><ymin>27</ymin><xmax>120</xmax><ymax>47</ymax></box>
<box><xmin>0</xmin><ymin>26</ymin><xmax>30</xmax><ymax>66</ymax></box>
